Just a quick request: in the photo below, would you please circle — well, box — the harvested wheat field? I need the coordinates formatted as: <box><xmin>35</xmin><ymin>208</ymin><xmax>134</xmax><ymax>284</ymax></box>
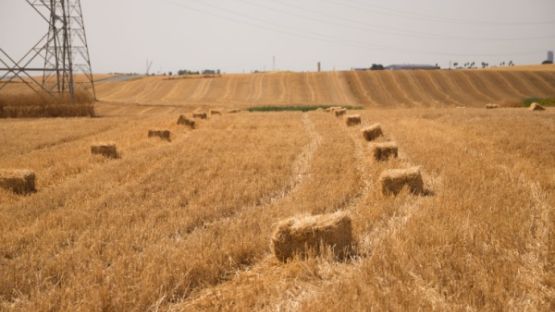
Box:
<box><xmin>1</xmin><ymin>68</ymin><xmax>555</xmax><ymax>311</ymax></box>
<box><xmin>92</xmin><ymin>68</ymin><xmax>555</xmax><ymax>109</ymax></box>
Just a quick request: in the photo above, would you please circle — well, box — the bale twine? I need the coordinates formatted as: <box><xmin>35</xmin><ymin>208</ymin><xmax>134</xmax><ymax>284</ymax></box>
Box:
<box><xmin>177</xmin><ymin>115</ymin><xmax>196</xmax><ymax>129</ymax></box>
<box><xmin>529</xmin><ymin>102</ymin><xmax>545</xmax><ymax>111</ymax></box>
<box><xmin>148</xmin><ymin>129</ymin><xmax>171</xmax><ymax>141</ymax></box>
<box><xmin>193</xmin><ymin>112</ymin><xmax>208</xmax><ymax>119</ymax></box>
<box><xmin>379</xmin><ymin>167</ymin><xmax>423</xmax><ymax>196</ymax></box>
<box><xmin>334</xmin><ymin>108</ymin><xmax>347</xmax><ymax>117</ymax></box>
<box><xmin>485</xmin><ymin>103</ymin><xmax>499</xmax><ymax>109</ymax></box>
<box><xmin>0</xmin><ymin>169</ymin><xmax>36</xmax><ymax>194</ymax></box>
<box><xmin>271</xmin><ymin>211</ymin><xmax>353</xmax><ymax>262</ymax></box>
<box><xmin>361</xmin><ymin>124</ymin><xmax>383</xmax><ymax>141</ymax></box>
<box><xmin>91</xmin><ymin>142</ymin><xmax>118</xmax><ymax>158</ymax></box>
<box><xmin>345</xmin><ymin>114</ymin><xmax>362</xmax><ymax>126</ymax></box>
<box><xmin>370</xmin><ymin>141</ymin><xmax>398</xmax><ymax>161</ymax></box>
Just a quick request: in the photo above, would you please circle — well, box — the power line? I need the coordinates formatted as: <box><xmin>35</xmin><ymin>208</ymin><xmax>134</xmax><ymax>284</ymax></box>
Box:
<box><xmin>235</xmin><ymin>0</ymin><xmax>555</xmax><ymax>41</ymax></box>
<box><xmin>162</xmin><ymin>0</ymin><xmax>546</xmax><ymax>58</ymax></box>
<box><xmin>325</xmin><ymin>0</ymin><xmax>555</xmax><ymax>26</ymax></box>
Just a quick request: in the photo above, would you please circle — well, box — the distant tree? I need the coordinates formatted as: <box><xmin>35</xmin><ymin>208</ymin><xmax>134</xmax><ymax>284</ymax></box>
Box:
<box><xmin>508</xmin><ymin>60</ymin><xmax>514</xmax><ymax>67</ymax></box>
<box><xmin>453</xmin><ymin>62</ymin><xmax>459</xmax><ymax>67</ymax></box>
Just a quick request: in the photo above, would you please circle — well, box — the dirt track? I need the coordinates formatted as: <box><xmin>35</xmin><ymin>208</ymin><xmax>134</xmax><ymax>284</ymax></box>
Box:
<box><xmin>95</xmin><ymin>69</ymin><xmax>555</xmax><ymax>108</ymax></box>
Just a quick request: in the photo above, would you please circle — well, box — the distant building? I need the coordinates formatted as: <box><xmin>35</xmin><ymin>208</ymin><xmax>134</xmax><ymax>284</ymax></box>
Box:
<box><xmin>548</xmin><ymin>51</ymin><xmax>554</xmax><ymax>63</ymax></box>
<box><xmin>385</xmin><ymin>64</ymin><xmax>440</xmax><ymax>70</ymax></box>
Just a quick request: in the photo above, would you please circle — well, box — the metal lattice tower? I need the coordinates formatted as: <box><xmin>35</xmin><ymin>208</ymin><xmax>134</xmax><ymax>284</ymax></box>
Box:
<box><xmin>0</xmin><ymin>0</ymin><xmax>95</xmax><ymax>100</ymax></box>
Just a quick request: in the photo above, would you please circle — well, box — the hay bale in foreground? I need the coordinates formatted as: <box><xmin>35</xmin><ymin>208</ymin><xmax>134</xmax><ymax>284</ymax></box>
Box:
<box><xmin>370</xmin><ymin>141</ymin><xmax>398</xmax><ymax>161</ymax></box>
<box><xmin>210</xmin><ymin>109</ymin><xmax>222</xmax><ymax>116</ymax></box>
<box><xmin>193</xmin><ymin>112</ymin><xmax>208</xmax><ymax>119</ymax></box>
<box><xmin>334</xmin><ymin>108</ymin><xmax>347</xmax><ymax>117</ymax></box>
<box><xmin>345</xmin><ymin>114</ymin><xmax>362</xmax><ymax>126</ymax></box>
<box><xmin>148</xmin><ymin>129</ymin><xmax>171</xmax><ymax>141</ymax></box>
<box><xmin>271</xmin><ymin>211</ymin><xmax>353</xmax><ymax>262</ymax></box>
<box><xmin>379</xmin><ymin>167</ymin><xmax>423</xmax><ymax>196</ymax></box>
<box><xmin>361</xmin><ymin>124</ymin><xmax>383</xmax><ymax>141</ymax></box>
<box><xmin>485</xmin><ymin>103</ymin><xmax>499</xmax><ymax>109</ymax></box>
<box><xmin>91</xmin><ymin>142</ymin><xmax>118</xmax><ymax>158</ymax></box>
<box><xmin>529</xmin><ymin>102</ymin><xmax>545</xmax><ymax>111</ymax></box>
<box><xmin>0</xmin><ymin>169</ymin><xmax>36</xmax><ymax>194</ymax></box>
<box><xmin>177</xmin><ymin>115</ymin><xmax>196</xmax><ymax>129</ymax></box>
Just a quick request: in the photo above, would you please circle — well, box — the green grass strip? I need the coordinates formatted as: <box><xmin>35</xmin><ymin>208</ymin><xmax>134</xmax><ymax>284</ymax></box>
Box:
<box><xmin>247</xmin><ymin>105</ymin><xmax>363</xmax><ymax>112</ymax></box>
<box><xmin>522</xmin><ymin>97</ymin><xmax>555</xmax><ymax>107</ymax></box>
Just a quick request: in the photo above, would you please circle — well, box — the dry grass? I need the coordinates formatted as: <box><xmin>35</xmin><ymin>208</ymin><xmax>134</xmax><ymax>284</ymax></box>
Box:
<box><xmin>93</xmin><ymin>69</ymin><xmax>555</xmax><ymax>108</ymax></box>
<box><xmin>0</xmin><ymin>96</ymin><xmax>554</xmax><ymax>310</ymax></box>
<box><xmin>0</xmin><ymin>89</ymin><xmax>95</xmax><ymax>118</ymax></box>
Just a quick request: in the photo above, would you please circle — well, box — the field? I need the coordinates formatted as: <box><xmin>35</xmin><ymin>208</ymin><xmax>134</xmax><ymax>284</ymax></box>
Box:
<box><xmin>0</xmin><ymin>68</ymin><xmax>554</xmax><ymax>311</ymax></box>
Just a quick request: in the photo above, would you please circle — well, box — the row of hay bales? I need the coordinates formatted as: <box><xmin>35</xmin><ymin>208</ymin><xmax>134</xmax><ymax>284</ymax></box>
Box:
<box><xmin>271</xmin><ymin>107</ymin><xmax>428</xmax><ymax>262</ymax></box>
<box><xmin>0</xmin><ymin>109</ymin><xmax>227</xmax><ymax>195</ymax></box>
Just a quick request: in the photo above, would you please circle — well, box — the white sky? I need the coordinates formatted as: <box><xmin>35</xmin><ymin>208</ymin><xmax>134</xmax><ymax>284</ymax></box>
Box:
<box><xmin>1</xmin><ymin>0</ymin><xmax>554</xmax><ymax>73</ymax></box>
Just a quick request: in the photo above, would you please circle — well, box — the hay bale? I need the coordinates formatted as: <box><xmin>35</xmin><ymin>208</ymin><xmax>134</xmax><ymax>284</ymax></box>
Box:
<box><xmin>379</xmin><ymin>167</ymin><xmax>423</xmax><ymax>196</ymax></box>
<box><xmin>193</xmin><ymin>112</ymin><xmax>208</xmax><ymax>119</ymax></box>
<box><xmin>91</xmin><ymin>142</ymin><xmax>118</xmax><ymax>158</ymax></box>
<box><xmin>529</xmin><ymin>102</ymin><xmax>545</xmax><ymax>111</ymax></box>
<box><xmin>177</xmin><ymin>115</ymin><xmax>196</xmax><ymax>129</ymax></box>
<box><xmin>271</xmin><ymin>211</ymin><xmax>353</xmax><ymax>262</ymax></box>
<box><xmin>334</xmin><ymin>108</ymin><xmax>347</xmax><ymax>117</ymax></box>
<box><xmin>485</xmin><ymin>103</ymin><xmax>499</xmax><ymax>109</ymax></box>
<box><xmin>361</xmin><ymin>124</ymin><xmax>383</xmax><ymax>141</ymax></box>
<box><xmin>0</xmin><ymin>169</ymin><xmax>36</xmax><ymax>194</ymax></box>
<box><xmin>148</xmin><ymin>129</ymin><xmax>171</xmax><ymax>141</ymax></box>
<box><xmin>345</xmin><ymin>114</ymin><xmax>361</xmax><ymax>126</ymax></box>
<box><xmin>370</xmin><ymin>141</ymin><xmax>398</xmax><ymax>161</ymax></box>
<box><xmin>227</xmin><ymin>109</ymin><xmax>241</xmax><ymax>114</ymax></box>
<box><xmin>210</xmin><ymin>109</ymin><xmax>222</xmax><ymax>116</ymax></box>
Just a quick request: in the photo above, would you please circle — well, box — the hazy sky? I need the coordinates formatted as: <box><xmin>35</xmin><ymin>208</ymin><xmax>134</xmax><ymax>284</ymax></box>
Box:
<box><xmin>1</xmin><ymin>0</ymin><xmax>554</xmax><ymax>73</ymax></box>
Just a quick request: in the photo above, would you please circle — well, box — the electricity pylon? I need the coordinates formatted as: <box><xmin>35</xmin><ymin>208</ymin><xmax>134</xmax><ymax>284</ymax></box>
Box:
<box><xmin>0</xmin><ymin>0</ymin><xmax>96</xmax><ymax>100</ymax></box>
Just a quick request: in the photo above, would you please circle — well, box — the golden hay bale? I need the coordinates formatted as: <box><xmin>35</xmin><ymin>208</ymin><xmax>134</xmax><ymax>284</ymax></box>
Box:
<box><xmin>334</xmin><ymin>108</ymin><xmax>347</xmax><ymax>117</ymax></box>
<box><xmin>485</xmin><ymin>103</ymin><xmax>499</xmax><ymax>109</ymax></box>
<box><xmin>227</xmin><ymin>109</ymin><xmax>241</xmax><ymax>114</ymax></box>
<box><xmin>271</xmin><ymin>211</ymin><xmax>353</xmax><ymax>262</ymax></box>
<box><xmin>0</xmin><ymin>169</ymin><xmax>36</xmax><ymax>194</ymax></box>
<box><xmin>193</xmin><ymin>112</ymin><xmax>208</xmax><ymax>119</ymax></box>
<box><xmin>91</xmin><ymin>142</ymin><xmax>118</xmax><ymax>158</ymax></box>
<box><xmin>529</xmin><ymin>102</ymin><xmax>545</xmax><ymax>111</ymax></box>
<box><xmin>177</xmin><ymin>115</ymin><xmax>196</xmax><ymax>129</ymax></box>
<box><xmin>370</xmin><ymin>141</ymin><xmax>398</xmax><ymax>161</ymax></box>
<box><xmin>209</xmin><ymin>109</ymin><xmax>222</xmax><ymax>116</ymax></box>
<box><xmin>361</xmin><ymin>124</ymin><xmax>383</xmax><ymax>141</ymax></box>
<box><xmin>345</xmin><ymin>114</ymin><xmax>362</xmax><ymax>126</ymax></box>
<box><xmin>379</xmin><ymin>167</ymin><xmax>424</xmax><ymax>196</ymax></box>
<box><xmin>148</xmin><ymin>129</ymin><xmax>171</xmax><ymax>141</ymax></box>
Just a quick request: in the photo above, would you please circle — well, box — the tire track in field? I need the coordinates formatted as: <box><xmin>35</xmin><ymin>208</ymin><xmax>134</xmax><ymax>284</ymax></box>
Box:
<box><xmin>305</xmin><ymin>73</ymin><xmax>316</xmax><ymax>103</ymax></box>
<box><xmin>421</xmin><ymin>71</ymin><xmax>464</xmax><ymax>106</ymax></box>
<box><xmin>175</xmin><ymin>112</ymin><xmax>375</xmax><ymax>311</ymax></box>
<box><xmin>182</xmin><ymin>113</ymin><xmax>321</xmax><ymax>235</ymax></box>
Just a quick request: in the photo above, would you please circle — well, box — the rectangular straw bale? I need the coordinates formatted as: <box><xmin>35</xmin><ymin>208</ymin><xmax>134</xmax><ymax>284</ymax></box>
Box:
<box><xmin>193</xmin><ymin>112</ymin><xmax>208</xmax><ymax>119</ymax></box>
<box><xmin>91</xmin><ymin>142</ymin><xmax>118</xmax><ymax>158</ymax></box>
<box><xmin>370</xmin><ymin>141</ymin><xmax>398</xmax><ymax>161</ymax></box>
<box><xmin>345</xmin><ymin>114</ymin><xmax>362</xmax><ymax>126</ymax></box>
<box><xmin>0</xmin><ymin>169</ymin><xmax>36</xmax><ymax>194</ymax></box>
<box><xmin>361</xmin><ymin>123</ymin><xmax>383</xmax><ymax>141</ymax></box>
<box><xmin>209</xmin><ymin>109</ymin><xmax>222</xmax><ymax>115</ymax></box>
<box><xmin>334</xmin><ymin>108</ymin><xmax>347</xmax><ymax>117</ymax></box>
<box><xmin>177</xmin><ymin>115</ymin><xmax>196</xmax><ymax>129</ymax></box>
<box><xmin>485</xmin><ymin>103</ymin><xmax>499</xmax><ymax>109</ymax></box>
<box><xmin>148</xmin><ymin>129</ymin><xmax>171</xmax><ymax>141</ymax></box>
<box><xmin>271</xmin><ymin>211</ymin><xmax>353</xmax><ymax>262</ymax></box>
<box><xmin>379</xmin><ymin>167</ymin><xmax>423</xmax><ymax>196</ymax></box>
<box><xmin>529</xmin><ymin>102</ymin><xmax>545</xmax><ymax>111</ymax></box>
